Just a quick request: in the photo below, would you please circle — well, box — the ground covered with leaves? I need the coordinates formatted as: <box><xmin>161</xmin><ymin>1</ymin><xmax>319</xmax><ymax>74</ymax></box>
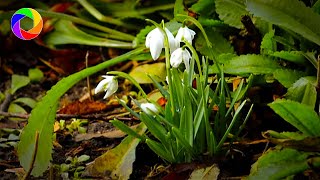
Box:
<box><xmin>1</xmin><ymin>0</ymin><xmax>320</xmax><ymax>179</ymax></box>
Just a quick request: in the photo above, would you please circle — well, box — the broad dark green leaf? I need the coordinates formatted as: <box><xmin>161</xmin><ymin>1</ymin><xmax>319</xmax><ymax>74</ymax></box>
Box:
<box><xmin>248</xmin><ymin>148</ymin><xmax>314</xmax><ymax>180</ymax></box>
<box><xmin>268</xmin><ymin>99</ymin><xmax>320</xmax><ymax>136</ymax></box>
<box><xmin>246</xmin><ymin>0</ymin><xmax>320</xmax><ymax>45</ymax></box>
<box><xmin>210</xmin><ymin>54</ymin><xmax>281</xmax><ymax>75</ymax></box>
<box><xmin>215</xmin><ymin>0</ymin><xmax>248</xmax><ymax>28</ymax></box>
<box><xmin>286</xmin><ymin>76</ymin><xmax>317</xmax><ymax>107</ymax></box>
<box><xmin>273</xmin><ymin>69</ymin><xmax>306</xmax><ymax>88</ymax></box>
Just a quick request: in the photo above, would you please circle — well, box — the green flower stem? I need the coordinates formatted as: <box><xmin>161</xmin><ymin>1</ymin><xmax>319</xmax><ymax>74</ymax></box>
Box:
<box><xmin>146</xmin><ymin>19</ymin><xmax>175</xmax><ymax>113</ymax></box>
<box><xmin>183</xmin><ymin>40</ymin><xmax>203</xmax><ymax>80</ymax></box>
<box><xmin>36</xmin><ymin>9</ymin><xmax>135</xmax><ymax>41</ymax></box>
<box><xmin>107</xmin><ymin>71</ymin><xmax>148</xmax><ymax>98</ymax></box>
<box><xmin>178</xmin><ymin>14</ymin><xmax>222</xmax><ymax>74</ymax></box>
<box><xmin>77</xmin><ymin>0</ymin><xmax>138</xmax><ymax>30</ymax></box>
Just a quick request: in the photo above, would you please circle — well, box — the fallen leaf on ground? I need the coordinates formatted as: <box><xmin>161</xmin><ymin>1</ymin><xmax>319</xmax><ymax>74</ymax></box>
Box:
<box><xmin>58</xmin><ymin>99</ymin><xmax>113</xmax><ymax>115</ymax></box>
<box><xmin>189</xmin><ymin>164</ymin><xmax>220</xmax><ymax>180</ymax></box>
<box><xmin>83</xmin><ymin>123</ymin><xmax>147</xmax><ymax>179</ymax></box>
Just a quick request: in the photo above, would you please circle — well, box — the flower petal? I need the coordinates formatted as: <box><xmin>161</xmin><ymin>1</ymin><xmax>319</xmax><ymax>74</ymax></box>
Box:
<box><xmin>94</xmin><ymin>78</ymin><xmax>109</xmax><ymax>94</ymax></box>
<box><xmin>149</xmin><ymin>35</ymin><xmax>164</xmax><ymax>60</ymax></box>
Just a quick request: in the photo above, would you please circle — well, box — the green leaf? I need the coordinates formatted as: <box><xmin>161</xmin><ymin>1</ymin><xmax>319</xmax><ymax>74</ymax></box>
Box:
<box><xmin>10</xmin><ymin>75</ymin><xmax>30</xmax><ymax>94</ymax></box>
<box><xmin>28</xmin><ymin>68</ymin><xmax>44</xmax><ymax>82</ymax></box>
<box><xmin>195</xmin><ymin>30</ymin><xmax>234</xmax><ymax>60</ymax></box>
<box><xmin>189</xmin><ymin>0</ymin><xmax>215</xmax><ymax>17</ymax></box>
<box><xmin>146</xmin><ymin>139</ymin><xmax>174</xmax><ymax>162</ymax></box>
<box><xmin>13</xmin><ymin>97</ymin><xmax>37</xmax><ymax>109</ymax></box>
<box><xmin>286</xmin><ymin>76</ymin><xmax>317</xmax><ymax>107</ymax></box>
<box><xmin>17</xmin><ymin>48</ymin><xmax>145</xmax><ymax>176</ymax></box>
<box><xmin>246</xmin><ymin>0</ymin><xmax>320</xmax><ymax>45</ymax></box>
<box><xmin>260</xmin><ymin>30</ymin><xmax>275</xmax><ymax>54</ymax></box>
<box><xmin>270</xmin><ymin>51</ymin><xmax>307</xmax><ymax>65</ymax></box>
<box><xmin>268</xmin><ymin>99</ymin><xmax>320</xmax><ymax>136</ymax></box>
<box><xmin>129</xmin><ymin>63</ymin><xmax>166</xmax><ymax>84</ymax></box>
<box><xmin>215</xmin><ymin>0</ymin><xmax>248</xmax><ymax>28</ymax></box>
<box><xmin>8</xmin><ymin>103</ymin><xmax>27</xmax><ymax>121</ymax></box>
<box><xmin>273</xmin><ymin>69</ymin><xmax>306</xmax><ymax>88</ymax></box>
<box><xmin>83</xmin><ymin>122</ymin><xmax>146</xmax><ymax>179</ymax></box>
<box><xmin>209</xmin><ymin>54</ymin><xmax>281</xmax><ymax>75</ymax></box>
<box><xmin>44</xmin><ymin>20</ymin><xmax>132</xmax><ymax>48</ymax></box>
<box><xmin>248</xmin><ymin>148</ymin><xmax>314</xmax><ymax>180</ymax></box>
<box><xmin>77</xmin><ymin>155</ymin><xmax>90</xmax><ymax>163</ymax></box>
<box><xmin>264</xmin><ymin>130</ymin><xmax>308</xmax><ymax>141</ymax></box>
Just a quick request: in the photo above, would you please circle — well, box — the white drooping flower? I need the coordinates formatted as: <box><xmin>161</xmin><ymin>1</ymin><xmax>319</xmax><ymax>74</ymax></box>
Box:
<box><xmin>175</xmin><ymin>26</ymin><xmax>196</xmax><ymax>45</ymax></box>
<box><xmin>145</xmin><ymin>27</ymin><xmax>177</xmax><ymax>60</ymax></box>
<box><xmin>140</xmin><ymin>103</ymin><xmax>160</xmax><ymax>115</ymax></box>
<box><xmin>94</xmin><ymin>75</ymin><xmax>118</xmax><ymax>99</ymax></box>
<box><xmin>170</xmin><ymin>47</ymin><xmax>192</xmax><ymax>71</ymax></box>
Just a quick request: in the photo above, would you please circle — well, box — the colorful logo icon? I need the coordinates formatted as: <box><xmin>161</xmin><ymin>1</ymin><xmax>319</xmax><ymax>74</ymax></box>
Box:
<box><xmin>11</xmin><ymin>8</ymin><xmax>43</xmax><ymax>40</ymax></box>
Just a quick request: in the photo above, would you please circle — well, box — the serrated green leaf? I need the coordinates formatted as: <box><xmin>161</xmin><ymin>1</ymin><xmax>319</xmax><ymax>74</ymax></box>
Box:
<box><xmin>83</xmin><ymin>123</ymin><xmax>146</xmax><ymax>179</ymax></box>
<box><xmin>215</xmin><ymin>0</ymin><xmax>248</xmax><ymax>28</ymax></box>
<box><xmin>246</xmin><ymin>0</ymin><xmax>320</xmax><ymax>45</ymax></box>
<box><xmin>13</xmin><ymin>97</ymin><xmax>37</xmax><ymax>109</ymax></box>
<box><xmin>10</xmin><ymin>75</ymin><xmax>30</xmax><ymax>94</ymax></box>
<box><xmin>210</xmin><ymin>54</ymin><xmax>281</xmax><ymax>75</ymax></box>
<box><xmin>129</xmin><ymin>63</ymin><xmax>166</xmax><ymax>84</ymax></box>
<box><xmin>17</xmin><ymin>48</ymin><xmax>144</xmax><ymax>176</ymax></box>
<box><xmin>260</xmin><ymin>30</ymin><xmax>275</xmax><ymax>54</ymax></box>
<box><xmin>286</xmin><ymin>76</ymin><xmax>317</xmax><ymax>107</ymax></box>
<box><xmin>28</xmin><ymin>68</ymin><xmax>44</xmax><ymax>82</ymax></box>
<box><xmin>45</xmin><ymin>20</ymin><xmax>132</xmax><ymax>48</ymax></box>
<box><xmin>271</xmin><ymin>51</ymin><xmax>306</xmax><ymax>64</ymax></box>
<box><xmin>195</xmin><ymin>30</ymin><xmax>234</xmax><ymax>60</ymax></box>
<box><xmin>268</xmin><ymin>99</ymin><xmax>320</xmax><ymax>136</ymax></box>
<box><xmin>248</xmin><ymin>148</ymin><xmax>313</xmax><ymax>180</ymax></box>
<box><xmin>264</xmin><ymin>130</ymin><xmax>308</xmax><ymax>141</ymax></box>
<box><xmin>273</xmin><ymin>69</ymin><xmax>306</xmax><ymax>88</ymax></box>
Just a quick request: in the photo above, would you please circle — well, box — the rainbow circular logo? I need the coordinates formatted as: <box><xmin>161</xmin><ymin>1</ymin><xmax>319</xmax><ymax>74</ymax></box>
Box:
<box><xmin>11</xmin><ymin>8</ymin><xmax>43</xmax><ymax>40</ymax></box>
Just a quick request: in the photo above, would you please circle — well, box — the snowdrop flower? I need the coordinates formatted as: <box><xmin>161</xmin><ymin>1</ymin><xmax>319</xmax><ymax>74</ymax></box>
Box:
<box><xmin>141</xmin><ymin>103</ymin><xmax>160</xmax><ymax>115</ymax></box>
<box><xmin>170</xmin><ymin>47</ymin><xmax>191</xmax><ymax>71</ymax></box>
<box><xmin>175</xmin><ymin>26</ymin><xmax>196</xmax><ymax>45</ymax></box>
<box><xmin>94</xmin><ymin>75</ymin><xmax>118</xmax><ymax>99</ymax></box>
<box><xmin>145</xmin><ymin>27</ymin><xmax>177</xmax><ymax>60</ymax></box>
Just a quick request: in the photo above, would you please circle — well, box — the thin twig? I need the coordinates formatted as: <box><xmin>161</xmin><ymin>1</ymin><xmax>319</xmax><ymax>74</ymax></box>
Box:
<box><xmin>0</xmin><ymin>111</ymin><xmax>138</xmax><ymax>121</ymax></box>
<box><xmin>23</xmin><ymin>131</ymin><xmax>39</xmax><ymax>180</ymax></box>
<box><xmin>85</xmin><ymin>51</ymin><xmax>92</xmax><ymax>101</ymax></box>
<box><xmin>0</xmin><ymin>92</ymin><xmax>12</xmax><ymax>112</ymax></box>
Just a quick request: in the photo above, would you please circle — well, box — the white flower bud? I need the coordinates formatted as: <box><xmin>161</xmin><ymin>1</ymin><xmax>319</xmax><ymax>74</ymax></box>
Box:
<box><xmin>94</xmin><ymin>75</ymin><xmax>118</xmax><ymax>99</ymax></box>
